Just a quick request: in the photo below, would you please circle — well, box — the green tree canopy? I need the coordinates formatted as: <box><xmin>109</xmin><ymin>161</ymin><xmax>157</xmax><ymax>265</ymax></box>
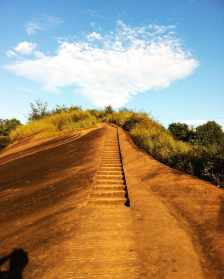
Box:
<box><xmin>168</xmin><ymin>122</ymin><xmax>194</xmax><ymax>142</ymax></box>
<box><xmin>104</xmin><ymin>105</ymin><xmax>113</xmax><ymax>114</ymax></box>
<box><xmin>195</xmin><ymin>121</ymin><xmax>224</xmax><ymax>146</ymax></box>
<box><xmin>0</xmin><ymin>118</ymin><xmax>21</xmax><ymax>136</ymax></box>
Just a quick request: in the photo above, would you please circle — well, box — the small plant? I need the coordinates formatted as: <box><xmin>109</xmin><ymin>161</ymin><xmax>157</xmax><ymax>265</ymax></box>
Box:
<box><xmin>28</xmin><ymin>100</ymin><xmax>49</xmax><ymax>121</ymax></box>
<box><xmin>0</xmin><ymin>135</ymin><xmax>10</xmax><ymax>148</ymax></box>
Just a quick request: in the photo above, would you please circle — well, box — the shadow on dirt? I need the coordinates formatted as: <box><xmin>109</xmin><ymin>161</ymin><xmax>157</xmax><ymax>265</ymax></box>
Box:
<box><xmin>0</xmin><ymin>249</ymin><xmax>28</xmax><ymax>279</ymax></box>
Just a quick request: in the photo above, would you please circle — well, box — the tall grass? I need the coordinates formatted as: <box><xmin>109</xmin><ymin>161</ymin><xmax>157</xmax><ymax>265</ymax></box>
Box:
<box><xmin>106</xmin><ymin>110</ymin><xmax>224</xmax><ymax>184</ymax></box>
<box><xmin>108</xmin><ymin>111</ymin><xmax>191</xmax><ymax>163</ymax></box>
<box><xmin>10</xmin><ymin>109</ymin><xmax>98</xmax><ymax>141</ymax></box>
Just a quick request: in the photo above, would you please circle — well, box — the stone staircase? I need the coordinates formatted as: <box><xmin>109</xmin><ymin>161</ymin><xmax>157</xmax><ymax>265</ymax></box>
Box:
<box><xmin>59</xmin><ymin>127</ymin><xmax>139</xmax><ymax>279</ymax></box>
<box><xmin>88</xmin><ymin>128</ymin><xmax>129</xmax><ymax>207</ymax></box>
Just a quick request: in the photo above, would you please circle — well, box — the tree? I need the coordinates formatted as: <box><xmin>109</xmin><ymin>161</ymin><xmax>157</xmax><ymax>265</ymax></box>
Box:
<box><xmin>195</xmin><ymin>121</ymin><xmax>224</xmax><ymax>146</ymax></box>
<box><xmin>168</xmin><ymin>122</ymin><xmax>194</xmax><ymax>142</ymax></box>
<box><xmin>0</xmin><ymin>118</ymin><xmax>21</xmax><ymax>136</ymax></box>
<box><xmin>104</xmin><ymin>105</ymin><xmax>113</xmax><ymax>114</ymax></box>
<box><xmin>28</xmin><ymin>100</ymin><xmax>49</xmax><ymax>121</ymax></box>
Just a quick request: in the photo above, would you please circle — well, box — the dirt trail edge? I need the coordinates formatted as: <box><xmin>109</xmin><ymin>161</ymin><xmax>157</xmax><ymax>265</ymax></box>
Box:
<box><xmin>118</xmin><ymin>126</ymin><xmax>224</xmax><ymax>279</ymax></box>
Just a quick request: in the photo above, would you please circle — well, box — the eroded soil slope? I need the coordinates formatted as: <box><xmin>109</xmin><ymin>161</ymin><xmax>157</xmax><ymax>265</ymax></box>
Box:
<box><xmin>119</xmin><ymin>127</ymin><xmax>224</xmax><ymax>279</ymax></box>
<box><xmin>0</xmin><ymin>127</ymin><xmax>105</xmax><ymax>278</ymax></box>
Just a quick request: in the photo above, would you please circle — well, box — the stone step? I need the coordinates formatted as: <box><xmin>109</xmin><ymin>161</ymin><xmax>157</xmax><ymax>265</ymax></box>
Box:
<box><xmin>100</xmin><ymin>166</ymin><xmax>122</xmax><ymax>169</ymax></box>
<box><xmin>96</xmin><ymin>180</ymin><xmax>125</xmax><ymax>185</ymax></box>
<box><xmin>102</xmin><ymin>155</ymin><xmax>120</xmax><ymax>158</ymax></box>
<box><xmin>103</xmin><ymin>150</ymin><xmax>119</xmax><ymax>152</ymax></box>
<box><xmin>103</xmin><ymin>151</ymin><xmax>119</xmax><ymax>153</ymax></box>
<box><xmin>91</xmin><ymin>191</ymin><xmax>125</xmax><ymax>198</ymax></box>
<box><xmin>102</xmin><ymin>151</ymin><xmax>120</xmax><ymax>154</ymax></box>
<box><xmin>100</xmin><ymin>166</ymin><xmax>122</xmax><ymax>170</ymax></box>
<box><xmin>94</xmin><ymin>185</ymin><xmax>125</xmax><ymax>191</ymax></box>
<box><xmin>101</xmin><ymin>158</ymin><xmax>121</xmax><ymax>160</ymax></box>
<box><xmin>102</xmin><ymin>158</ymin><xmax>121</xmax><ymax>161</ymax></box>
<box><xmin>103</xmin><ymin>150</ymin><xmax>120</xmax><ymax>153</ymax></box>
<box><xmin>97</xmin><ymin>169</ymin><xmax>123</xmax><ymax>172</ymax></box>
<box><xmin>101</xmin><ymin>158</ymin><xmax>121</xmax><ymax>159</ymax></box>
<box><xmin>101</xmin><ymin>159</ymin><xmax>121</xmax><ymax>164</ymax></box>
<box><xmin>100</xmin><ymin>163</ymin><xmax>122</xmax><ymax>166</ymax></box>
<box><xmin>88</xmin><ymin>197</ymin><xmax>126</xmax><ymax>205</ymax></box>
<box><xmin>96</xmin><ymin>175</ymin><xmax>124</xmax><ymax>180</ymax></box>
<box><xmin>101</xmin><ymin>159</ymin><xmax>121</xmax><ymax>162</ymax></box>
<box><xmin>97</xmin><ymin>171</ymin><xmax>124</xmax><ymax>175</ymax></box>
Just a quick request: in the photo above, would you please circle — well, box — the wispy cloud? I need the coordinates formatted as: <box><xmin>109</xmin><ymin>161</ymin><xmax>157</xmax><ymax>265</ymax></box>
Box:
<box><xmin>25</xmin><ymin>15</ymin><xmax>63</xmax><ymax>35</ymax></box>
<box><xmin>86</xmin><ymin>9</ymin><xmax>107</xmax><ymax>20</ymax></box>
<box><xmin>6</xmin><ymin>21</ymin><xmax>199</xmax><ymax>108</ymax></box>
<box><xmin>6</xmin><ymin>41</ymin><xmax>37</xmax><ymax>57</ymax></box>
<box><xmin>26</xmin><ymin>22</ymin><xmax>42</xmax><ymax>35</ymax></box>
<box><xmin>6</xmin><ymin>50</ymin><xmax>17</xmax><ymax>58</ymax></box>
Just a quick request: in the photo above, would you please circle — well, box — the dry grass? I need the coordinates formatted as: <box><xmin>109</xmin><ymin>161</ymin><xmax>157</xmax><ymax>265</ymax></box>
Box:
<box><xmin>10</xmin><ymin>110</ymin><xmax>98</xmax><ymax>141</ymax></box>
<box><xmin>107</xmin><ymin>111</ymin><xmax>192</xmax><ymax>163</ymax></box>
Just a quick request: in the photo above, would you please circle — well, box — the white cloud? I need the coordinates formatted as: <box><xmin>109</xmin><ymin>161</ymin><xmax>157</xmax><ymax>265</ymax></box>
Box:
<box><xmin>6</xmin><ymin>50</ymin><xmax>17</xmax><ymax>58</ymax></box>
<box><xmin>87</xmin><ymin>32</ymin><xmax>102</xmax><ymax>41</ymax></box>
<box><xmin>26</xmin><ymin>22</ymin><xmax>42</xmax><ymax>35</ymax></box>
<box><xmin>6</xmin><ymin>21</ymin><xmax>199</xmax><ymax>108</ymax></box>
<box><xmin>14</xmin><ymin>41</ymin><xmax>37</xmax><ymax>55</ymax></box>
<box><xmin>25</xmin><ymin>15</ymin><xmax>63</xmax><ymax>35</ymax></box>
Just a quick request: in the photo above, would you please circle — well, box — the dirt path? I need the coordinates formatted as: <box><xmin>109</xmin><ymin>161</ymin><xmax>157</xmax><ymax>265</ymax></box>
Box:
<box><xmin>47</xmin><ymin>126</ymin><xmax>140</xmax><ymax>278</ymax></box>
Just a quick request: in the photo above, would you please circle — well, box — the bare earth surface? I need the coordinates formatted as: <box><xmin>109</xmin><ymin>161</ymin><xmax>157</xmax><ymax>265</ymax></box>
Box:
<box><xmin>0</xmin><ymin>125</ymin><xmax>223</xmax><ymax>278</ymax></box>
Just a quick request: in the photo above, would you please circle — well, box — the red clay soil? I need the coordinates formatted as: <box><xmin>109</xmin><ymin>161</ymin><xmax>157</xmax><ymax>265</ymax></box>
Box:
<box><xmin>0</xmin><ymin>125</ymin><xmax>223</xmax><ymax>278</ymax></box>
<box><xmin>0</xmin><ymin>127</ymin><xmax>105</xmax><ymax>278</ymax></box>
<box><xmin>119</xmin><ymin>127</ymin><xmax>224</xmax><ymax>279</ymax></box>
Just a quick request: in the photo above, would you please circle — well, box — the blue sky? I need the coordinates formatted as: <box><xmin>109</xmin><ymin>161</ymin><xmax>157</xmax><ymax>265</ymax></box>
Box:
<box><xmin>0</xmin><ymin>0</ymin><xmax>223</xmax><ymax>127</ymax></box>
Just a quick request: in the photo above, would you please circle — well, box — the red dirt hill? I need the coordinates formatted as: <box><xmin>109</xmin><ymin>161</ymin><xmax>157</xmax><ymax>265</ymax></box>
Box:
<box><xmin>0</xmin><ymin>125</ymin><xmax>223</xmax><ymax>278</ymax></box>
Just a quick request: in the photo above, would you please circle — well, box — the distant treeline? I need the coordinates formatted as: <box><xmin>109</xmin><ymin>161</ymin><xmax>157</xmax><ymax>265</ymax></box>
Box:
<box><xmin>1</xmin><ymin>101</ymin><xmax>223</xmax><ymax>187</ymax></box>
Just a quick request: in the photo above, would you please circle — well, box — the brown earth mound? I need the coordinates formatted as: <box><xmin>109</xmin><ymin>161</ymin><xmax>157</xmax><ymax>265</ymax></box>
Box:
<box><xmin>0</xmin><ymin>125</ymin><xmax>223</xmax><ymax>278</ymax></box>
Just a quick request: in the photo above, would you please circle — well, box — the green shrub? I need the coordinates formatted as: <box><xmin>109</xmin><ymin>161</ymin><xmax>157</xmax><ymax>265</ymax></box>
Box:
<box><xmin>0</xmin><ymin>118</ymin><xmax>21</xmax><ymax>136</ymax></box>
<box><xmin>0</xmin><ymin>135</ymin><xmax>10</xmax><ymax>148</ymax></box>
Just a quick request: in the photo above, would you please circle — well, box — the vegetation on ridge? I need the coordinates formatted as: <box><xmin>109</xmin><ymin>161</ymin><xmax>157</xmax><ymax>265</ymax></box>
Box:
<box><xmin>10</xmin><ymin>103</ymin><xmax>98</xmax><ymax>141</ymax></box>
<box><xmin>0</xmin><ymin>118</ymin><xmax>21</xmax><ymax>148</ymax></box>
<box><xmin>0</xmin><ymin>102</ymin><xmax>223</xmax><ymax>187</ymax></box>
<box><xmin>104</xmin><ymin>108</ymin><xmax>224</xmax><ymax>186</ymax></box>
